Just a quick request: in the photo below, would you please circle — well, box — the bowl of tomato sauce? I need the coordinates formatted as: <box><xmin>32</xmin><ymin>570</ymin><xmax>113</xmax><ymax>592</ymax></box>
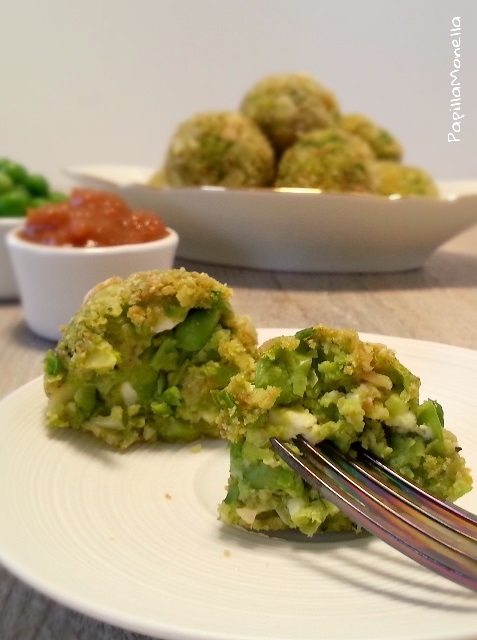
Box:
<box><xmin>6</xmin><ymin>188</ymin><xmax>179</xmax><ymax>341</ymax></box>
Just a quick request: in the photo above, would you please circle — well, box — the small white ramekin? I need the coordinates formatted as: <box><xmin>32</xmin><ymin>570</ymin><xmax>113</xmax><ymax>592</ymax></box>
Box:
<box><xmin>6</xmin><ymin>226</ymin><xmax>179</xmax><ymax>341</ymax></box>
<box><xmin>0</xmin><ymin>218</ymin><xmax>24</xmax><ymax>299</ymax></box>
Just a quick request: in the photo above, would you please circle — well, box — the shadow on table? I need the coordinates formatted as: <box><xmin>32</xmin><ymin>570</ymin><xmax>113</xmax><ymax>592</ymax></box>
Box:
<box><xmin>1</xmin><ymin>313</ymin><xmax>56</xmax><ymax>351</ymax></box>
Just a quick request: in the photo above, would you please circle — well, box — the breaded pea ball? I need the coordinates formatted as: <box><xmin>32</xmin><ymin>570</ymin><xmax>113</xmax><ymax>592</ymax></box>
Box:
<box><xmin>341</xmin><ymin>113</ymin><xmax>403</xmax><ymax>161</ymax></box>
<box><xmin>375</xmin><ymin>161</ymin><xmax>439</xmax><ymax>197</ymax></box>
<box><xmin>275</xmin><ymin>128</ymin><xmax>377</xmax><ymax>193</ymax></box>
<box><xmin>163</xmin><ymin>111</ymin><xmax>275</xmax><ymax>188</ymax></box>
<box><xmin>240</xmin><ymin>73</ymin><xmax>341</xmax><ymax>153</ymax></box>
<box><xmin>44</xmin><ymin>268</ymin><xmax>258</xmax><ymax>449</ymax></box>
<box><xmin>148</xmin><ymin>169</ymin><xmax>168</xmax><ymax>189</ymax></box>
<box><xmin>216</xmin><ymin>325</ymin><xmax>472</xmax><ymax>536</ymax></box>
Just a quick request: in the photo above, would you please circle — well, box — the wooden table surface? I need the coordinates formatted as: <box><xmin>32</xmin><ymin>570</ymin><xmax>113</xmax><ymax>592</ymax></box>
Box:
<box><xmin>1</xmin><ymin>226</ymin><xmax>477</xmax><ymax>639</ymax></box>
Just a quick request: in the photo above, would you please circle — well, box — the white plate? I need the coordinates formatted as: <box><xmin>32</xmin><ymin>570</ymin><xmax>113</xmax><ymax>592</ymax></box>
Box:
<box><xmin>66</xmin><ymin>164</ymin><xmax>477</xmax><ymax>273</ymax></box>
<box><xmin>1</xmin><ymin>329</ymin><xmax>477</xmax><ymax>640</ymax></box>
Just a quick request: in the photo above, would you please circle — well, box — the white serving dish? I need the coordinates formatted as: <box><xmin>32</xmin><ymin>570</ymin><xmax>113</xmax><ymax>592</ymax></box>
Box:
<box><xmin>6</xmin><ymin>226</ymin><xmax>179</xmax><ymax>341</ymax></box>
<box><xmin>66</xmin><ymin>164</ymin><xmax>477</xmax><ymax>273</ymax></box>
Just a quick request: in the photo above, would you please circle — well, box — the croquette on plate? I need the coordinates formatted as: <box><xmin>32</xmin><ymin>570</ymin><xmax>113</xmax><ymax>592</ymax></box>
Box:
<box><xmin>275</xmin><ymin>128</ymin><xmax>377</xmax><ymax>193</ymax></box>
<box><xmin>44</xmin><ymin>268</ymin><xmax>258</xmax><ymax>448</ymax></box>
<box><xmin>340</xmin><ymin>113</ymin><xmax>403</xmax><ymax>162</ymax></box>
<box><xmin>241</xmin><ymin>72</ymin><xmax>341</xmax><ymax>153</ymax></box>
<box><xmin>374</xmin><ymin>161</ymin><xmax>439</xmax><ymax>197</ymax></box>
<box><xmin>163</xmin><ymin>111</ymin><xmax>275</xmax><ymax>188</ymax></box>
<box><xmin>215</xmin><ymin>326</ymin><xmax>472</xmax><ymax>536</ymax></box>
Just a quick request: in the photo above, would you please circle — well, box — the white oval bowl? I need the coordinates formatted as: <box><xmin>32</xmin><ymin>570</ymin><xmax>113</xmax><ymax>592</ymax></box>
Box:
<box><xmin>6</xmin><ymin>227</ymin><xmax>179</xmax><ymax>341</ymax></box>
<box><xmin>66</xmin><ymin>164</ymin><xmax>477</xmax><ymax>273</ymax></box>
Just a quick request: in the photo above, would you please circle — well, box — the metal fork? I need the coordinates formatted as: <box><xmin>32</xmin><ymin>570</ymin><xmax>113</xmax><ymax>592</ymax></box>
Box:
<box><xmin>270</xmin><ymin>435</ymin><xmax>477</xmax><ymax>592</ymax></box>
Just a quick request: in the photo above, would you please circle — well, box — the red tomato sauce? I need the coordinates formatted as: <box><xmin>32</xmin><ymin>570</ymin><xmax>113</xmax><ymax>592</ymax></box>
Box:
<box><xmin>19</xmin><ymin>189</ymin><xmax>169</xmax><ymax>247</ymax></box>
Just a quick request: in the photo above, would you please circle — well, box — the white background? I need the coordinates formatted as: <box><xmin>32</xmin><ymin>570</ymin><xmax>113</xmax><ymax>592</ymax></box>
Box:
<box><xmin>1</xmin><ymin>0</ymin><xmax>476</xmax><ymax>189</ymax></box>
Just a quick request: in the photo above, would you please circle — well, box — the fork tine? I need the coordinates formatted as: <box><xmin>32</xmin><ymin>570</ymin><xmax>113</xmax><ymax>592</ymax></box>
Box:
<box><xmin>296</xmin><ymin>437</ymin><xmax>477</xmax><ymax>562</ymax></box>
<box><xmin>270</xmin><ymin>436</ymin><xmax>477</xmax><ymax>592</ymax></box>
<box><xmin>356</xmin><ymin>446</ymin><xmax>477</xmax><ymax>540</ymax></box>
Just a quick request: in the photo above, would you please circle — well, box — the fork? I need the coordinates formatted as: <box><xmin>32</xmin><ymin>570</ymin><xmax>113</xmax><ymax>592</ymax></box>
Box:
<box><xmin>270</xmin><ymin>435</ymin><xmax>477</xmax><ymax>592</ymax></box>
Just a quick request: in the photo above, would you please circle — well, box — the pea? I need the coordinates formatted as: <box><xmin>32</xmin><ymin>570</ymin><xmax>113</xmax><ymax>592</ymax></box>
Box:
<box><xmin>44</xmin><ymin>349</ymin><xmax>65</xmax><ymax>376</ymax></box>
<box><xmin>49</xmin><ymin>190</ymin><xmax>68</xmax><ymax>203</ymax></box>
<box><xmin>29</xmin><ymin>197</ymin><xmax>50</xmax><ymax>208</ymax></box>
<box><xmin>0</xmin><ymin>159</ymin><xmax>28</xmax><ymax>185</ymax></box>
<box><xmin>0</xmin><ymin>172</ymin><xmax>13</xmax><ymax>195</ymax></box>
<box><xmin>25</xmin><ymin>173</ymin><xmax>50</xmax><ymax>197</ymax></box>
<box><xmin>0</xmin><ymin>190</ymin><xmax>29</xmax><ymax>217</ymax></box>
<box><xmin>243</xmin><ymin>461</ymin><xmax>300</xmax><ymax>491</ymax></box>
<box><xmin>174</xmin><ymin>307</ymin><xmax>221</xmax><ymax>351</ymax></box>
<box><xmin>417</xmin><ymin>399</ymin><xmax>444</xmax><ymax>453</ymax></box>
